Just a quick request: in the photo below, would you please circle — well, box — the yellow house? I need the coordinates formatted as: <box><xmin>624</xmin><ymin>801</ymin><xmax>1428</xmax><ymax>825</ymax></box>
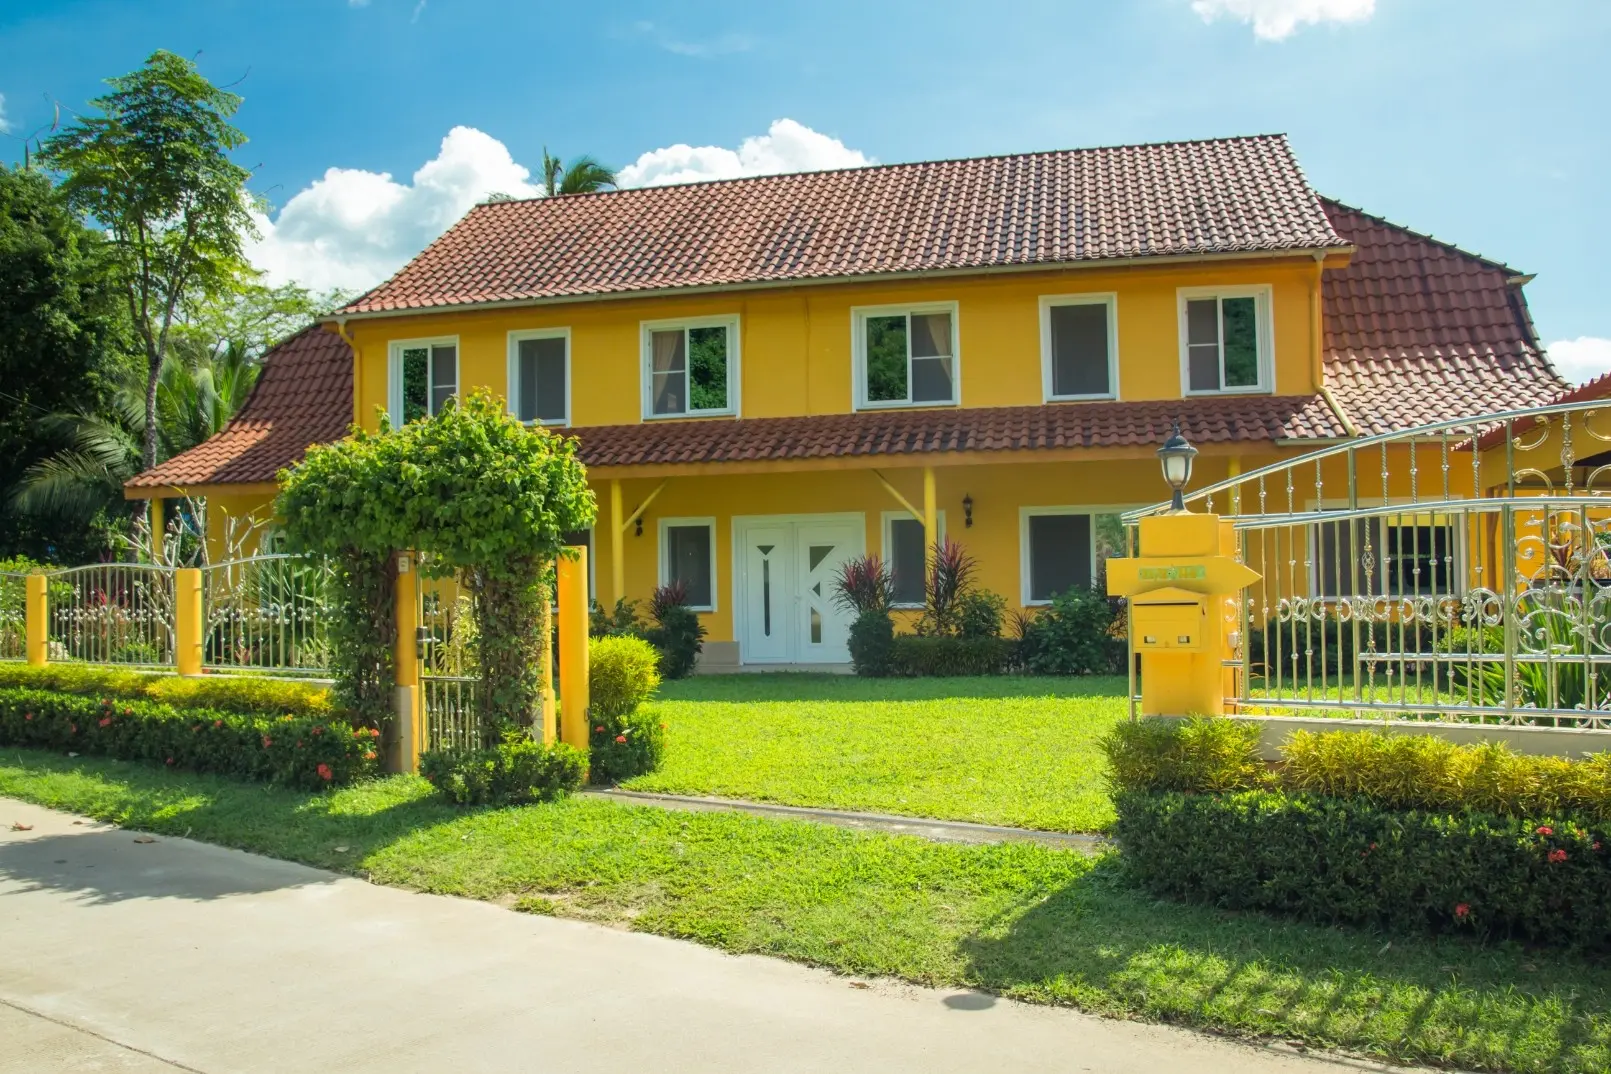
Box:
<box><xmin>126</xmin><ymin>134</ymin><xmax>1567</xmax><ymax>669</ymax></box>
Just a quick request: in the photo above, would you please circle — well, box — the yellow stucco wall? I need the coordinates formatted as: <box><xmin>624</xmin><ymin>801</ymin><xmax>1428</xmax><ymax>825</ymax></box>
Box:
<box><xmin>345</xmin><ymin>255</ymin><xmax>1327</xmax><ymax>430</ymax></box>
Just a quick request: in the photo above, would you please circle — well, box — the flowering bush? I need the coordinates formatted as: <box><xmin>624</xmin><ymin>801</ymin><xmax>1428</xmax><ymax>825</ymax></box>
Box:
<box><xmin>419</xmin><ymin>733</ymin><xmax>585</xmax><ymax>806</ymax></box>
<box><xmin>0</xmin><ymin>686</ymin><xmax>378</xmax><ymax>790</ymax></box>
<box><xmin>588</xmin><ymin>709</ymin><xmax>666</xmax><ymax>784</ymax></box>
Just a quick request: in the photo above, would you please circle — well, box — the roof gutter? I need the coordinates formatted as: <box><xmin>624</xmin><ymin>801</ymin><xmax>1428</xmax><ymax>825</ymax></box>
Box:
<box><xmin>1317</xmin><ymin>384</ymin><xmax>1360</xmax><ymax>437</ymax></box>
<box><xmin>325</xmin><ymin>244</ymin><xmax>1357</xmax><ymax>324</ymax></box>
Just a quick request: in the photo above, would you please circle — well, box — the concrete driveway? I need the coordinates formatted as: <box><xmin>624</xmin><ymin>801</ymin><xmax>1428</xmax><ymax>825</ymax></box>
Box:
<box><xmin>0</xmin><ymin>797</ymin><xmax>1404</xmax><ymax>1074</ymax></box>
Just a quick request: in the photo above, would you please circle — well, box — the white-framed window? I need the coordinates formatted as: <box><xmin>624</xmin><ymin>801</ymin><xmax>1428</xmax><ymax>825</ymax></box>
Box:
<box><xmin>1040</xmin><ymin>293</ymin><xmax>1118</xmax><ymax>401</ymax></box>
<box><xmin>1311</xmin><ymin>512</ymin><xmax>1462</xmax><ymax>599</ymax></box>
<box><xmin>659</xmin><ymin>517</ymin><xmax>717</xmax><ymax>611</ymax></box>
<box><xmin>508</xmin><ymin>328</ymin><xmax>570</xmax><ymax>425</ymax></box>
<box><xmin>388</xmin><ymin>337</ymin><xmax>459</xmax><ymax>424</ymax></box>
<box><xmin>852</xmin><ymin>301</ymin><xmax>960</xmax><ymax>409</ymax></box>
<box><xmin>1178</xmin><ymin>285</ymin><xmax>1273</xmax><ymax>395</ymax></box>
<box><xmin>1019</xmin><ymin>507</ymin><xmax>1129</xmax><ymax>606</ymax></box>
<box><xmin>880</xmin><ymin>510</ymin><xmax>947</xmax><ymax>608</ymax></box>
<box><xmin>642</xmin><ymin>316</ymin><xmax>739</xmax><ymax>419</ymax></box>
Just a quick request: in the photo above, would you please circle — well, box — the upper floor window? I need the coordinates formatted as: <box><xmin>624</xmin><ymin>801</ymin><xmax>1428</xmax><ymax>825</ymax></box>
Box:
<box><xmin>1179</xmin><ymin>286</ymin><xmax>1272</xmax><ymax>395</ymax></box>
<box><xmin>389</xmin><ymin>338</ymin><xmax>458</xmax><ymax>424</ymax></box>
<box><xmin>642</xmin><ymin>316</ymin><xmax>738</xmax><ymax>419</ymax></box>
<box><xmin>1040</xmin><ymin>294</ymin><xmax>1118</xmax><ymax>401</ymax></box>
<box><xmin>853</xmin><ymin>302</ymin><xmax>959</xmax><ymax>409</ymax></box>
<box><xmin>508</xmin><ymin>329</ymin><xmax>569</xmax><ymax>425</ymax></box>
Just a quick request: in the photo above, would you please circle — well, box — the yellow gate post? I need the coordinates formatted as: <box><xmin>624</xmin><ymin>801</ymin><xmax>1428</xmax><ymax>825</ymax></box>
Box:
<box><xmin>557</xmin><ymin>546</ymin><xmax>590</xmax><ymax>749</ymax></box>
<box><xmin>394</xmin><ymin>553</ymin><xmax>421</xmax><ymax>772</ymax></box>
<box><xmin>174</xmin><ymin>567</ymin><xmax>203</xmax><ymax>677</ymax></box>
<box><xmin>25</xmin><ymin>574</ymin><xmax>48</xmax><ymax>667</ymax></box>
<box><xmin>1107</xmin><ymin>512</ymin><xmax>1258</xmax><ymax>717</ymax></box>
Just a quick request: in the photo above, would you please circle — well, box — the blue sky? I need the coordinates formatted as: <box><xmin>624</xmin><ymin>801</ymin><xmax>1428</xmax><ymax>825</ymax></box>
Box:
<box><xmin>3</xmin><ymin>0</ymin><xmax>1609</xmax><ymax>378</ymax></box>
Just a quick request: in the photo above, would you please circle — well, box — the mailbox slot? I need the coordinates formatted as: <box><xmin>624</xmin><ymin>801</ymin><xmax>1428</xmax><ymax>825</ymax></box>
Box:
<box><xmin>1131</xmin><ymin>586</ymin><xmax>1207</xmax><ymax>652</ymax></box>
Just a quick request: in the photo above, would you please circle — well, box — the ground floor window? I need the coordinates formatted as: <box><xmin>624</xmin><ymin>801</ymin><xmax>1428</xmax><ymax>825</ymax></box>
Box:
<box><xmin>1020</xmin><ymin>508</ymin><xmax>1127</xmax><ymax>605</ymax></box>
<box><xmin>660</xmin><ymin>518</ymin><xmax>716</xmax><ymax>611</ymax></box>
<box><xmin>882</xmin><ymin>511</ymin><xmax>946</xmax><ymax>608</ymax></box>
<box><xmin>1313</xmin><ymin>515</ymin><xmax>1459</xmax><ymax>598</ymax></box>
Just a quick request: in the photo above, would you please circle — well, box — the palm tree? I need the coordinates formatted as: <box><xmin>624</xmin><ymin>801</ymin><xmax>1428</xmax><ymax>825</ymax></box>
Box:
<box><xmin>541</xmin><ymin>147</ymin><xmax>617</xmax><ymax>196</ymax></box>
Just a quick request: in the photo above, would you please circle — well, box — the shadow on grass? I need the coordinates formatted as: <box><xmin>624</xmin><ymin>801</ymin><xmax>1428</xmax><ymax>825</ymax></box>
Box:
<box><xmin>657</xmin><ymin>673</ymin><xmax>1128</xmax><ymax>704</ymax></box>
<box><xmin>958</xmin><ymin>858</ymin><xmax>1611</xmax><ymax>1073</ymax></box>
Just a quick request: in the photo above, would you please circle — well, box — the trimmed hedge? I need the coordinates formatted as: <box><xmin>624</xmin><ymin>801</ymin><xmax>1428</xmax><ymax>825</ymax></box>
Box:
<box><xmin>888</xmin><ymin>636</ymin><xmax>1014</xmax><ymax>677</ymax></box>
<box><xmin>588</xmin><ymin>708</ymin><xmax>667</xmax><ymax>784</ymax></box>
<box><xmin>0</xmin><ymin>686</ymin><xmax>379</xmax><ymax>790</ymax></box>
<box><xmin>0</xmin><ymin>664</ymin><xmax>336</xmax><ymax>720</ymax></box>
<box><xmin>420</xmin><ymin>736</ymin><xmax>586</xmax><ymax>806</ymax></box>
<box><xmin>1113</xmin><ymin>789</ymin><xmax>1611</xmax><ymax>947</ymax></box>
<box><xmin>589</xmin><ymin>635</ymin><xmax>661</xmax><ymax>719</ymax></box>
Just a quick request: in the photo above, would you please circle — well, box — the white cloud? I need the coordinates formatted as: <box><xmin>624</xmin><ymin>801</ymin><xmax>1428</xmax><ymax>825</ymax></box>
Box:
<box><xmin>247</xmin><ymin>125</ymin><xmax>541</xmax><ymax>293</ymax></box>
<box><xmin>1190</xmin><ymin>0</ymin><xmax>1375</xmax><ymax>40</ymax></box>
<box><xmin>1547</xmin><ymin>337</ymin><xmax>1611</xmax><ymax>386</ymax></box>
<box><xmin>616</xmin><ymin>119</ymin><xmax>873</xmax><ymax>188</ymax></box>
<box><xmin>0</xmin><ymin>94</ymin><xmax>9</xmax><ymax>134</ymax></box>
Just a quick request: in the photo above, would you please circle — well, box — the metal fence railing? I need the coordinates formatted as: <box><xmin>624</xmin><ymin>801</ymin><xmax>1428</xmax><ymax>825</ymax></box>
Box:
<box><xmin>0</xmin><ymin>572</ymin><xmax>26</xmax><ymax>661</ymax></box>
<box><xmin>1127</xmin><ymin>399</ymin><xmax>1611</xmax><ymax>733</ymax></box>
<box><xmin>419</xmin><ymin>579</ymin><xmax>484</xmax><ymax>751</ymax></box>
<box><xmin>46</xmin><ymin>563</ymin><xmax>176</xmax><ymax>667</ymax></box>
<box><xmin>202</xmin><ymin>554</ymin><xmax>335</xmax><ymax>677</ymax></box>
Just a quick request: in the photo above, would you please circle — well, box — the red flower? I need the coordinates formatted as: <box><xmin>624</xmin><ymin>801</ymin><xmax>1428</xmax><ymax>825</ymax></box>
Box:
<box><xmin>262</xmin><ymin>736</ymin><xmax>273</xmax><ymax>748</ymax></box>
<box><xmin>312</xmin><ymin>726</ymin><xmax>323</xmax><ymax>735</ymax></box>
<box><xmin>98</xmin><ymin>717</ymin><xmax>111</xmax><ymax>727</ymax></box>
<box><xmin>614</xmin><ymin>735</ymin><xmax>627</xmax><ymax>744</ymax></box>
<box><xmin>316</xmin><ymin>763</ymin><xmax>333</xmax><ymax>781</ymax></box>
<box><xmin>123</xmin><ymin>707</ymin><xmax>133</xmax><ymax>716</ymax></box>
<box><xmin>23</xmin><ymin>713</ymin><xmax>32</xmax><ymax>721</ymax></box>
<box><xmin>363</xmin><ymin>751</ymin><xmax>377</xmax><ymax>762</ymax></box>
<box><xmin>369</xmin><ymin>728</ymin><xmax>381</xmax><ymax>738</ymax></box>
<box><xmin>1536</xmin><ymin>826</ymin><xmax>1554</xmax><ymax>836</ymax></box>
<box><xmin>595</xmin><ymin>726</ymin><xmax>604</xmax><ymax>733</ymax></box>
<box><xmin>165</xmin><ymin>757</ymin><xmax>174</xmax><ymax>765</ymax></box>
<box><xmin>214</xmin><ymin>719</ymin><xmax>223</xmax><ymax>728</ymax></box>
<box><xmin>1454</xmin><ymin>903</ymin><xmax>1470</xmax><ymax>919</ymax></box>
<box><xmin>1595</xmin><ymin>842</ymin><xmax>1603</xmax><ymax>852</ymax></box>
<box><xmin>1549</xmin><ymin>848</ymin><xmax>1569</xmax><ymax>863</ymax></box>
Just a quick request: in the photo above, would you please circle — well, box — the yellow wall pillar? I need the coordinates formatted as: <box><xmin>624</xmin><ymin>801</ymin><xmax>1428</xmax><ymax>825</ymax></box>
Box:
<box><xmin>610</xmin><ymin>479</ymin><xmax>625</xmax><ymax>606</ymax></box>
<box><xmin>24</xmin><ymin>574</ymin><xmax>47</xmax><ymax>667</ymax></box>
<box><xmin>922</xmin><ymin>466</ymin><xmax>938</xmax><ymax>572</ymax></box>
<box><xmin>1108</xmin><ymin>512</ymin><xmax>1258</xmax><ymax>718</ymax></box>
<box><xmin>174</xmin><ymin>567</ymin><xmax>203</xmax><ymax>677</ymax></box>
<box><xmin>393</xmin><ymin>553</ymin><xmax>421</xmax><ymax>771</ymax></box>
<box><xmin>557</xmin><ymin>546</ymin><xmax>590</xmax><ymax>749</ymax></box>
<box><xmin>150</xmin><ymin>497</ymin><xmax>165</xmax><ymax>564</ymax></box>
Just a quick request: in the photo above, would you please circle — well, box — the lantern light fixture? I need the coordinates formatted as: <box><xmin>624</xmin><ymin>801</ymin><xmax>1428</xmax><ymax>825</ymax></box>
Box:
<box><xmin>1157</xmin><ymin>422</ymin><xmax>1198</xmax><ymax>512</ymax></box>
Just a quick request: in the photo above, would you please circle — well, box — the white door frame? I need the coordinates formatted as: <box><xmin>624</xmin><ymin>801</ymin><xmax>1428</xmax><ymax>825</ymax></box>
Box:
<box><xmin>731</xmin><ymin>512</ymin><xmax>865</xmax><ymax>665</ymax></box>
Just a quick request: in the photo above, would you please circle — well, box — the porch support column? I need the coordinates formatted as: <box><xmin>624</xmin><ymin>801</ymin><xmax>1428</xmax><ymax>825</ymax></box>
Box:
<box><xmin>610</xmin><ymin>479</ymin><xmax>625</xmax><ymax>606</ymax></box>
<box><xmin>173</xmin><ymin>567</ymin><xmax>203</xmax><ymax>677</ymax></box>
<box><xmin>923</xmin><ymin>466</ymin><xmax>938</xmax><ymax>573</ymax></box>
<box><xmin>150</xmin><ymin>497</ymin><xmax>165</xmax><ymax>564</ymax></box>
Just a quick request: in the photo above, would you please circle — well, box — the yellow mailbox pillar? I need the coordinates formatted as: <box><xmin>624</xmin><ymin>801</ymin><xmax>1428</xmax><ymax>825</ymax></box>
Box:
<box><xmin>394</xmin><ymin>553</ymin><xmax>422</xmax><ymax>772</ymax></box>
<box><xmin>174</xmin><ymin>568</ymin><xmax>204</xmax><ymax>677</ymax></box>
<box><xmin>556</xmin><ymin>547</ymin><xmax>590</xmax><ymax>749</ymax></box>
<box><xmin>1107</xmin><ymin>512</ymin><xmax>1257</xmax><ymax>717</ymax></box>
<box><xmin>25</xmin><ymin>574</ymin><xmax>48</xmax><ymax>667</ymax></box>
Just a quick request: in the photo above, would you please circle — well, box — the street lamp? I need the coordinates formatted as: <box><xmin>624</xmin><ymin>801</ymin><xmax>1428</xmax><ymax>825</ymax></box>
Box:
<box><xmin>1157</xmin><ymin>422</ymin><xmax>1197</xmax><ymax>511</ymax></box>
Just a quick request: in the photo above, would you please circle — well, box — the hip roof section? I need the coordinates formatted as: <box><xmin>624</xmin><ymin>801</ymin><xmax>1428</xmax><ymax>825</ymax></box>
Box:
<box><xmin>340</xmin><ymin>134</ymin><xmax>1346</xmax><ymax>314</ymax></box>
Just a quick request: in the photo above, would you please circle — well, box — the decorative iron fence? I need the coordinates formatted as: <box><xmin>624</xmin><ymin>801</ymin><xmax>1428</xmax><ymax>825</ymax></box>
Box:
<box><xmin>202</xmin><ymin>554</ymin><xmax>335</xmax><ymax>677</ymax></box>
<box><xmin>44</xmin><ymin>562</ymin><xmax>176</xmax><ymax>667</ymax></box>
<box><xmin>0</xmin><ymin>572</ymin><xmax>26</xmax><ymax>661</ymax></box>
<box><xmin>419</xmin><ymin>577</ymin><xmax>484</xmax><ymax>751</ymax></box>
<box><xmin>1126</xmin><ymin>399</ymin><xmax>1611</xmax><ymax>731</ymax></box>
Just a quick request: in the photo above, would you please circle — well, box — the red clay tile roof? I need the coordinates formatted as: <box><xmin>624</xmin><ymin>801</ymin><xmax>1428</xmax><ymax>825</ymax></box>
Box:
<box><xmin>125</xmin><ymin>327</ymin><xmax>353</xmax><ymax>490</ymax></box>
<box><xmin>340</xmin><ymin>134</ymin><xmax>1346</xmax><ymax>314</ymax></box>
<box><xmin>1319</xmin><ymin>199</ymin><xmax>1567</xmax><ymax>436</ymax></box>
<box><xmin>568</xmin><ymin>395</ymin><xmax>1347</xmax><ymax>469</ymax></box>
<box><xmin>1467</xmin><ymin>369</ymin><xmax>1611</xmax><ymax>451</ymax></box>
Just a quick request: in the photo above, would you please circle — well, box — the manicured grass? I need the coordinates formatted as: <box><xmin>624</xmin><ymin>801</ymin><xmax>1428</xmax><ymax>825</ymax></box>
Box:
<box><xmin>4</xmin><ymin>751</ymin><xmax>1610</xmax><ymax>1074</ymax></box>
<box><xmin>631</xmin><ymin>674</ymin><xmax>1129</xmax><ymax>832</ymax></box>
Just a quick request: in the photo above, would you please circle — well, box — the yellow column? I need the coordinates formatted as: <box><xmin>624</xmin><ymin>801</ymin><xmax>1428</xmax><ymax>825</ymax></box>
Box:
<box><xmin>610</xmin><ymin>479</ymin><xmax>625</xmax><ymax>607</ymax></box>
<box><xmin>557</xmin><ymin>546</ymin><xmax>590</xmax><ymax>749</ymax></box>
<box><xmin>150</xmin><ymin>497</ymin><xmax>165</xmax><ymax>564</ymax></box>
<box><xmin>173</xmin><ymin>567</ymin><xmax>203</xmax><ymax>676</ymax></box>
<box><xmin>922</xmin><ymin>466</ymin><xmax>938</xmax><ymax>573</ymax></box>
<box><xmin>394</xmin><ymin>553</ymin><xmax>421</xmax><ymax>771</ymax></box>
<box><xmin>25</xmin><ymin>574</ymin><xmax>47</xmax><ymax>667</ymax></box>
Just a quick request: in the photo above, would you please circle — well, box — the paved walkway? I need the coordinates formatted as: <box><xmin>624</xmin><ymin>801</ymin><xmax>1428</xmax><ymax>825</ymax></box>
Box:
<box><xmin>0</xmin><ymin>797</ymin><xmax>1409</xmax><ymax>1074</ymax></box>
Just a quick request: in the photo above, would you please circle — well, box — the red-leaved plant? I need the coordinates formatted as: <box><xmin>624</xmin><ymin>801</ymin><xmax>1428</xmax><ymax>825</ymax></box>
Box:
<box><xmin>833</xmin><ymin>555</ymin><xmax>895</xmax><ymax>615</ymax></box>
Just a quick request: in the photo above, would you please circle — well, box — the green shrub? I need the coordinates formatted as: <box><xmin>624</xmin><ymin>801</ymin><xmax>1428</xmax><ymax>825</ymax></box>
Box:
<box><xmin>589</xmin><ymin>597</ymin><xmax>645</xmax><ymax>639</ymax></box>
<box><xmin>847</xmin><ymin>609</ymin><xmax>895</xmax><ymax>677</ymax></box>
<box><xmin>0</xmin><ymin>664</ymin><xmax>336</xmax><ymax>720</ymax></box>
<box><xmin>645</xmin><ymin>583</ymin><xmax>705</xmax><ymax>679</ymax></box>
<box><xmin>0</xmin><ymin>686</ymin><xmax>378</xmax><ymax>789</ymax></box>
<box><xmin>589</xmin><ymin>635</ymin><xmax>661</xmax><ymax>719</ymax></box>
<box><xmin>588</xmin><ymin>708</ymin><xmax>667</xmax><ymax>784</ymax></box>
<box><xmin>1102</xmin><ymin>717</ymin><xmax>1267</xmax><ymax>794</ymax></box>
<box><xmin>1112</xmin><ymin>788</ymin><xmax>1611</xmax><ymax>947</ymax></box>
<box><xmin>1017</xmin><ymin>587</ymin><xmax>1123</xmax><ymax>675</ymax></box>
<box><xmin>888</xmin><ymin>635</ymin><xmax>1013</xmax><ymax>677</ymax></box>
<box><xmin>955</xmin><ymin>589</ymin><xmax>1007</xmax><ymax>639</ymax></box>
<box><xmin>420</xmin><ymin>732</ymin><xmax>585</xmax><ymax>806</ymax></box>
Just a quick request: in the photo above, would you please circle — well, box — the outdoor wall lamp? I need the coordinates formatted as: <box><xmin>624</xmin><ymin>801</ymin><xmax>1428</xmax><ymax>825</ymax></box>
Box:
<box><xmin>635</xmin><ymin>517</ymin><xmax>643</xmax><ymax>537</ymax></box>
<box><xmin>962</xmin><ymin>494</ymin><xmax>974</xmax><ymax>528</ymax></box>
<box><xmin>1157</xmin><ymin>422</ymin><xmax>1198</xmax><ymax>512</ymax></box>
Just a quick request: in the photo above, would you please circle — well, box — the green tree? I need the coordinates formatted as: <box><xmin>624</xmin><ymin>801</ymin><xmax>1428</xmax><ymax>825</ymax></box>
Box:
<box><xmin>541</xmin><ymin>148</ymin><xmax>617</xmax><ymax>196</ymax></box>
<box><xmin>0</xmin><ymin>164</ymin><xmax>136</xmax><ymax>561</ymax></box>
<box><xmin>39</xmin><ymin>49</ymin><xmax>257</xmax><ymax>475</ymax></box>
<box><xmin>170</xmin><ymin>280</ymin><xmax>350</xmax><ymax>367</ymax></box>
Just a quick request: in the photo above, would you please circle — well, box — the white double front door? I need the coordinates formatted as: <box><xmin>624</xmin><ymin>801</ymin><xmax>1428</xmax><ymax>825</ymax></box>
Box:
<box><xmin>733</xmin><ymin>513</ymin><xmax>863</xmax><ymax>665</ymax></box>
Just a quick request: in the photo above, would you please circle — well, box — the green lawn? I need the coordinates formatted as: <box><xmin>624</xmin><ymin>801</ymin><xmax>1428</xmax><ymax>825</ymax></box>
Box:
<box><xmin>631</xmin><ymin>674</ymin><xmax>1128</xmax><ymax>832</ymax></box>
<box><xmin>4</xmin><ymin>751</ymin><xmax>1609</xmax><ymax>1074</ymax></box>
